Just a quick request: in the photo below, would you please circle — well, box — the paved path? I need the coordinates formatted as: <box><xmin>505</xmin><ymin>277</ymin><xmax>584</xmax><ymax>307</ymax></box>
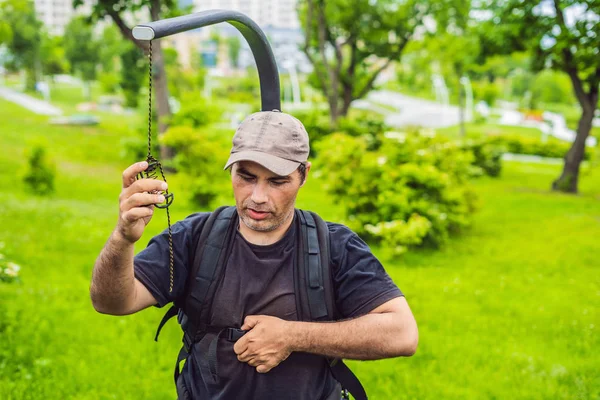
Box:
<box><xmin>360</xmin><ymin>90</ymin><xmax>461</xmax><ymax>129</ymax></box>
<box><xmin>0</xmin><ymin>86</ymin><xmax>62</xmax><ymax>116</ymax></box>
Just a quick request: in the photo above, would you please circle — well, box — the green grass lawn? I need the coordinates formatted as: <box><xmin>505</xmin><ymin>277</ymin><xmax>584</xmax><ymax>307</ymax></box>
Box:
<box><xmin>435</xmin><ymin>122</ymin><xmax>545</xmax><ymax>139</ymax></box>
<box><xmin>0</xmin><ymin>99</ymin><xmax>598</xmax><ymax>399</ymax></box>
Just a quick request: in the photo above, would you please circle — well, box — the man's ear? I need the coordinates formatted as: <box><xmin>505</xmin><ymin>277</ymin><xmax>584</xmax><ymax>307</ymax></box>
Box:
<box><xmin>300</xmin><ymin>162</ymin><xmax>311</xmax><ymax>188</ymax></box>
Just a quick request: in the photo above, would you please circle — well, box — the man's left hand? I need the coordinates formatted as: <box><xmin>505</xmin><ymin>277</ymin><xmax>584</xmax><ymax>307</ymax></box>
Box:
<box><xmin>233</xmin><ymin>315</ymin><xmax>293</xmax><ymax>373</ymax></box>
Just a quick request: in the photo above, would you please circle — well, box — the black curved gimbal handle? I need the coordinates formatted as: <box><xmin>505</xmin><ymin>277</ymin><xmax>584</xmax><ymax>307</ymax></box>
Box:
<box><xmin>133</xmin><ymin>9</ymin><xmax>281</xmax><ymax>112</ymax></box>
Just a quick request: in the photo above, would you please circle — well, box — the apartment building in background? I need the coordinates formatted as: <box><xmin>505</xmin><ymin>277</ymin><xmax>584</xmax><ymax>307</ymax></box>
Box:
<box><xmin>190</xmin><ymin>0</ymin><xmax>310</xmax><ymax>73</ymax></box>
<box><xmin>33</xmin><ymin>0</ymin><xmax>94</xmax><ymax>36</ymax></box>
<box><xmin>195</xmin><ymin>0</ymin><xmax>300</xmax><ymax>30</ymax></box>
<box><xmin>30</xmin><ymin>0</ymin><xmax>310</xmax><ymax>76</ymax></box>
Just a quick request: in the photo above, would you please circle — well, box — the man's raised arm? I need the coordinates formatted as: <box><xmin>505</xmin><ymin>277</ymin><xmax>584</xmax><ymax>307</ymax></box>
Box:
<box><xmin>90</xmin><ymin>161</ymin><xmax>165</xmax><ymax>315</ymax></box>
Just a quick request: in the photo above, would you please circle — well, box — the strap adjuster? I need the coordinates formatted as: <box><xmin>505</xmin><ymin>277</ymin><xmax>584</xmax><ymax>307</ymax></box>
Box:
<box><xmin>225</xmin><ymin>328</ymin><xmax>246</xmax><ymax>342</ymax></box>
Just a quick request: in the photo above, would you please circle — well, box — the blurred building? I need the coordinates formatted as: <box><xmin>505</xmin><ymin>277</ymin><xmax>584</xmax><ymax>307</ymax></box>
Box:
<box><xmin>33</xmin><ymin>0</ymin><xmax>94</xmax><ymax>36</ymax></box>
<box><xmin>185</xmin><ymin>0</ymin><xmax>311</xmax><ymax>74</ymax></box>
<box><xmin>194</xmin><ymin>0</ymin><xmax>300</xmax><ymax>30</ymax></box>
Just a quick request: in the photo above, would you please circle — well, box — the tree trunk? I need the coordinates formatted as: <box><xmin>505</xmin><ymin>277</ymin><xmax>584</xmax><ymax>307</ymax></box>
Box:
<box><xmin>328</xmin><ymin>95</ymin><xmax>340</xmax><ymax>125</ymax></box>
<box><xmin>103</xmin><ymin>2</ymin><xmax>173</xmax><ymax>162</ymax></box>
<box><xmin>25</xmin><ymin>68</ymin><xmax>37</xmax><ymax>92</ymax></box>
<box><xmin>551</xmin><ymin>108</ymin><xmax>594</xmax><ymax>193</ymax></box>
<box><xmin>340</xmin><ymin>84</ymin><xmax>353</xmax><ymax>118</ymax></box>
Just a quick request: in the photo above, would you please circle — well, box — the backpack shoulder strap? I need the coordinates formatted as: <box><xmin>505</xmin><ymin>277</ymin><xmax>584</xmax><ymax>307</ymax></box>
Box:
<box><xmin>154</xmin><ymin>206</ymin><xmax>237</xmax><ymax>343</ymax></box>
<box><xmin>182</xmin><ymin>205</ymin><xmax>237</xmax><ymax>344</ymax></box>
<box><xmin>171</xmin><ymin>205</ymin><xmax>238</xmax><ymax>384</ymax></box>
<box><xmin>297</xmin><ymin>209</ymin><xmax>368</xmax><ymax>400</ymax></box>
<box><xmin>296</xmin><ymin>209</ymin><xmax>331</xmax><ymax>321</ymax></box>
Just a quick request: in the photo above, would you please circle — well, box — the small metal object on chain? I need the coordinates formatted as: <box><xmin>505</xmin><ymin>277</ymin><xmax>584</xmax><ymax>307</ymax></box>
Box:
<box><xmin>136</xmin><ymin>40</ymin><xmax>175</xmax><ymax>294</ymax></box>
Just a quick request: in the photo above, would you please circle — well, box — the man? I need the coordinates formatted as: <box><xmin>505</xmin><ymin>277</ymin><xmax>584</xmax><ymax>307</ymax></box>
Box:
<box><xmin>90</xmin><ymin>110</ymin><xmax>418</xmax><ymax>399</ymax></box>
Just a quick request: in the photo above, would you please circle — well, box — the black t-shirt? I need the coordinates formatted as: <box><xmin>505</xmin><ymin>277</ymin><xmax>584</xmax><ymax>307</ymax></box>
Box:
<box><xmin>134</xmin><ymin>211</ymin><xmax>403</xmax><ymax>400</ymax></box>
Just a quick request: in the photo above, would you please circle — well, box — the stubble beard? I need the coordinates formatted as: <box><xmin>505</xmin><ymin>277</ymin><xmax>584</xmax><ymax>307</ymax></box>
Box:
<box><xmin>239</xmin><ymin>202</ymin><xmax>295</xmax><ymax>233</ymax></box>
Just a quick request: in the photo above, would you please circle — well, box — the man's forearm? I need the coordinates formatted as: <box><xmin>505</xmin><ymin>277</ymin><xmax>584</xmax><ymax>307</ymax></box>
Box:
<box><xmin>288</xmin><ymin>311</ymin><xmax>418</xmax><ymax>360</ymax></box>
<box><xmin>90</xmin><ymin>229</ymin><xmax>137</xmax><ymax>315</ymax></box>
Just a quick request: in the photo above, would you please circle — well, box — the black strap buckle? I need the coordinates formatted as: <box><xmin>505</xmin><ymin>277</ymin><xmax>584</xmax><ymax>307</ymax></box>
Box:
<box><xmin>225</xmin><ymin>328</ymin><xmax>247</xmax><ymax>342</ymax></box>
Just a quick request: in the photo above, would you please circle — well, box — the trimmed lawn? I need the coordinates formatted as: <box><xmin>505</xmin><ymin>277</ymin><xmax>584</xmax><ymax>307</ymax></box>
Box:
<box><xmin>435</xmin><ymin>122</ymin><xmax>545</xmax><ymax>139</ymax></box>
<box><xmin>0</xmin><ymin>99</ymin><xmax>598</xmax><ymax>399</ymax></box>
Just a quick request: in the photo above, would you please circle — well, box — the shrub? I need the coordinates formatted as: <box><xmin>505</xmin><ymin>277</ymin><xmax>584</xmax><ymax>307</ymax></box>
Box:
<box><xmin>461</xmin><ymin>140</ymin><xmax>504</xmax><ymax>177</ymax></box>
<box><xmin>120</xmin><ymin>135</ymin><xmax>149</xmax><ymax>164</ymax></box>
<box><xmin>169</xmin><ymin>93</ymin><xmax>223</xmax><ymax>128</ymax></box>
<box><xmin>472</xmin><ymin>81</ymin><xmax>501</xmax><ymax>107</ymax></box>
<box><xmin>23</xmin><ymin>144</ymin><xmax>55</xmax><ymax>196</ymax></box>
<box><xmin>487</xmin><ymin>134</ymin><xmax>596</xmax><ymax>160</ymax></box>
<box><xmin>159</xmin><ymin>125</ymin><xmax>232</xmax><ymax>209</ymax></box>
<box><xmin>98</xmin><ymin>71</ymin><xmax>120</xmax><ymax>94</ymax></box>
<box><xmin>316</xmin><ymin>132</ymin><xmax>480</xmax><ymax>254</ymax></box>
<box><xmin>293</xmin><ymin>109</ymin><xmax>388</xmax><ymax>155</ymax></box>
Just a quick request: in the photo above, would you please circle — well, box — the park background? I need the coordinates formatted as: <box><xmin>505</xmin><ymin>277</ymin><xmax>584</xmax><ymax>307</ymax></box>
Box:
<box><xmin>0</xmin><ymin>0</ymin><xmax>599</xmax><ymax>399</ymax></box>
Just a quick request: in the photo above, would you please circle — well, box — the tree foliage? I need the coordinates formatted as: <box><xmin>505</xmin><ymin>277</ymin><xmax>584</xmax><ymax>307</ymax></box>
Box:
<box><xmin>73</xmin><ymin>0</ymin><xmax>182</xmax><ymax>160</ymax></box>
<box><xmin>227</xmin><ymin>36</ymin><xmax>241</xmax><ymax>68</ymax></box>
<box><xmin>40</xmin><ymin>35</ymin><xmax>69</xmax><ymax>78</ymax></box>
<box><xmin>64</xmin><ymin>17</ymin><xmax>100</xmax><ymax>84</ymax></box>
<box><xmin>0</xmin><ymin>0</ymin><xmax>43</xmax><ymax>90</ymax></box>
<box><xmin>120</xmin><ymin>44</ymin><xmax>147</xmax><ymax>108</ymax></box>
<box><xmin>480</xmin><ymin>0</ymin><xmax>600</xmax><ymax>193</ymax></box>
<box><xmin>99</xmin><ymin>25</ymin><xmax>129</xmax><ymax>73</ymax></box>
<box><xmin>298</xmin><ymin>0</ymin><xmax>468</xmax><ymax>122</ymax></box>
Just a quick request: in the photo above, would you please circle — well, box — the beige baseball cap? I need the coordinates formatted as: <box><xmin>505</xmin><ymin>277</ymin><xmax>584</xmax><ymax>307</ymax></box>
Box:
<box><xmin>224</xmin><ymin>110</ymin><xmax>310</xmax><ymax>176</ymax></box>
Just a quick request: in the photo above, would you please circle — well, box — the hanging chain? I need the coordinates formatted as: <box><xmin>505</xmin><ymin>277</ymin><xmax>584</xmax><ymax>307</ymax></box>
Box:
<box><xmin>144</xmin><ymin>40</ymin><xmax>174</xmax><ymax>294</ymax></box>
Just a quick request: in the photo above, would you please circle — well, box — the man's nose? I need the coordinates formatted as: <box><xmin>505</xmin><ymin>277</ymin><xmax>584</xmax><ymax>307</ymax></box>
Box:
<box><xmin>251</xmin><ymin>182</ymin><xmax>268</xmax><ymax>204</ymax></box>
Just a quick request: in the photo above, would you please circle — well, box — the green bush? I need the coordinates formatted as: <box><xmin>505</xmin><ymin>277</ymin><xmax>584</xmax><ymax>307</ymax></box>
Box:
<box><xmin>23</xmin><ymin>144</ymin><xmax>56</xmax><ymax>196</ymax></box>
<box><xmin>169</xmin><ymin>93</ymin><xmax>223</xmax><ymax>128</ymax></box>
<box><xmin>160</xmin><ymin>125</ymin><xmax>232</xmax><ymax>208</ymax></box>
<box><xmin>120</xmin><ymin>134</ymin><xmax>149</xmax><ymax>163</ymax></box>
<box><xmin>98</xmin><ymin>71</ymin><xmax>120</xmax><ymax>94</ymax></box>
<box><xmin>212</xmin><ymin>69</ymin><xmax>261</xmax><ymax>105</ymax></box>
<box><xmin>487</xmin><ymin>134</ymin><xmax>595</xmax><ymax>160</ymax></box>
<box><xmin>293</xmin><ymin>109</ymin><xmax>388</xmax><ymax>155</ymax></box>
<box><xmin>119</xmin><ymin>107</ymin><xmax>159</xmax><ymax>164</ymax></box>
<box><xmin>315</xmin><ymin>132</ymin><xmax>479</xmax><ymax>255</ymax></box>
<box><xmin>530</xmin><ymin>70</ymin><xmax>575</xmax><ymax>109</ymax></box>
<box><xmin>461</xmin><ymin>140</ymin><xmax>504</xmax><ymax>177</ymax></box>
<box><xmin>472</xmin><ymin>80</ymin><xmax>500</xmax><ymax>106</ymax></box>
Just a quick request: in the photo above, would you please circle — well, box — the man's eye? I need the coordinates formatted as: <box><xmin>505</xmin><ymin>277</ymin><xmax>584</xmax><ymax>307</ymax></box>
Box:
<box><xmin>270</xmin><ymin>180</ymin><xmax>286</xmax><ymax>186</ymax></box>
<box><xmin>240</xmin><ymin>175</ymin><xmax>254</xmax><ymax>182</ymax></box>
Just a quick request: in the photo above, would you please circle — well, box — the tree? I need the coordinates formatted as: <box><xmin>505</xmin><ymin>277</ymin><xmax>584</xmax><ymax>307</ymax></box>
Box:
<box><xmin>73</xmin><ymin>0</ymin><xmax>180</xmax><ymax>161</ymax></box>
<box><xmin>482</xmin><ymin>0</ymin><xmax>600</xmax><ymax>193</ymax></box>
<box><xmin>0</xmin><ymin>18</ymin><xmax>12</xmax><ymax>45</ymax></box>
<box><xmin>64</xmin><ymin>17</ymin><xmax>100</xmax><ymax>99</ymax></box>
<box><xmin>120</xmin><ymin>43</ymin><xmax>147</xmax><ymax>108</ymax></box>
<box><xmin>0</xmin><ymin>0</ymin><xmax>43</xmax><ymax>91</ymax></box>
<box><xmin>227</xmin><ymin>36</ymin><xmax>241</xmax><ymax>68</ymax></box>
<box><xmin>298</xmin><ymin>0</ymin><xmax>467</xmax><ymax>123</ymax></box>
<box><xmin>414</xmin><ymin>27</ymin><xmax>480</xmax><ymax>136</ymax></box>
<box><xmin>100</xmin><ymin>25</ymin><xmax>129</xmax><ymax>73</ymax></box>
<box><xmin>40</xmin><ymin>35</ymin><xmax>69</xmax><ymax>80</ymax></box>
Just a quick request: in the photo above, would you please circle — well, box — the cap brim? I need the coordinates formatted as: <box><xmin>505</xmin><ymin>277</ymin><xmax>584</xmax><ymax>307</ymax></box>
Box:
<box><xmin>224</xmin><ymin>150</ymin><xmax>301</xmax><ymax>176</ymax></box>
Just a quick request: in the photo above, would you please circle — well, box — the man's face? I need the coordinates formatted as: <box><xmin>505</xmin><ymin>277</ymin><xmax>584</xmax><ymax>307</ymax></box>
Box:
<box><xmin>231</xmin><ymin>160</ymin><xmax>309</xmax><ymax>233</ymax></box>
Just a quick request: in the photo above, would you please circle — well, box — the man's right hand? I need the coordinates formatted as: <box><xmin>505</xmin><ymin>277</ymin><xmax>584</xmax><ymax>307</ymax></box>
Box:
<box><xmin>117</xmin><ymin>161</ymin><xmax>168</xmax><ymax>244</ymax></box>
